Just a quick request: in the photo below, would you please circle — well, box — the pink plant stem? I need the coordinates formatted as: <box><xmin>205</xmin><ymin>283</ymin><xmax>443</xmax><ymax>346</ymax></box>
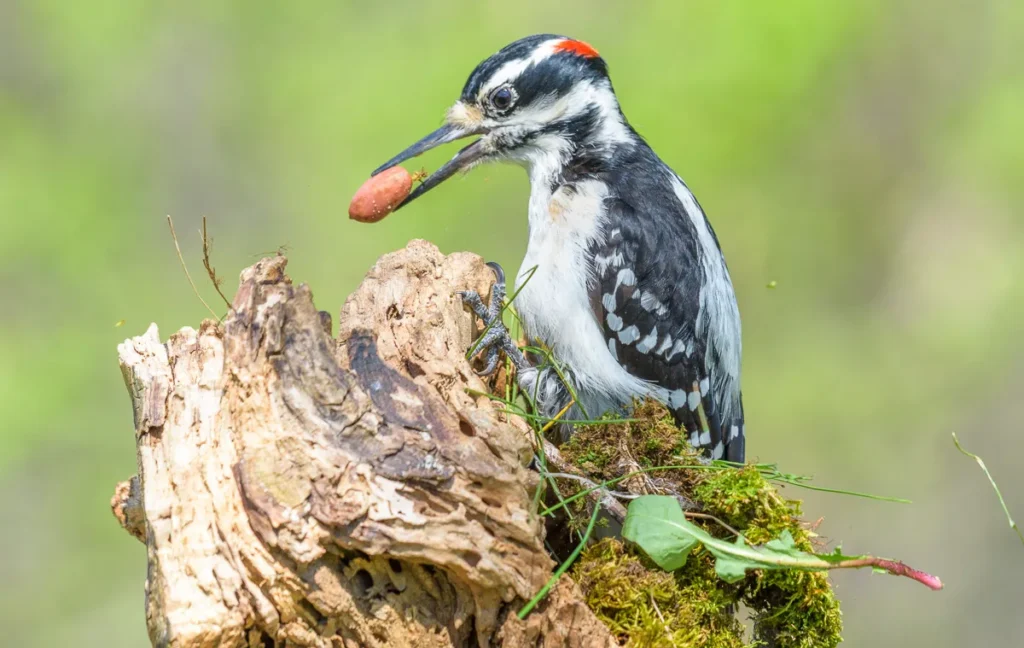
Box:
<box><xmin>834</xmin><ymin>557</ymin><xmax>943</xmax><ymax>590</ymax></box>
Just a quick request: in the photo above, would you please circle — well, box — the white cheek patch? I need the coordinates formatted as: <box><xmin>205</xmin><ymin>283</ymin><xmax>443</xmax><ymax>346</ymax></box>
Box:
<box><xmin>513</xmin><ymin>80</ymin><xmax>629</xmax><ymax>143</ymax></box>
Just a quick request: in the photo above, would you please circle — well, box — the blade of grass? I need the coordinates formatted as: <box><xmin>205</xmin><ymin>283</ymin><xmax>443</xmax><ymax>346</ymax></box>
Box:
<box><xmin>510</xmin><ymin>313</ymin><xmax>522</xmax><ymax>401</ymax></box>
<box><xmin>469</xmin><ymin>387</ymin><xmax>639</xmax><ymax>428</ymax></box>
<box><xmin>518</xmin><ymin>498</ymin><xmax>601</xmax><ymax>618</ymax></box>
<box><xmin>495</xmin><ymin>409</ymin><xmax>640</xmax><ymax>426</ymax></box>
<box><xmin>953</xmin><ymin>433</ymin><xmax>1024</xmax><ymax>547</ymax></box>
<box><xmin>466</xmin><ymin>388</ymin><xmax>527</xmax><ymax>414</ymax></box>
<box><xmin>539</xmin><ymin>400</ymin><xmax>574</xmax><ymax>435</ymax></box>
<box><xmin>521</xmin><ymin>344</ymin><xmax>589</xmax><ymax>419</ymax></box>
<box><xmin>769</xmin><ymin>478</ymin><xmax>912</xmax><ymax>503</ymax></box>
<box><xmin>542</xmin><ymin>461</ymin><xmax>910</xmax><ymax>518</ymax></box>
<box><xmin>530</xmin><ymin>377</ymin><xmax>579</xmax><ymax>529</ymax></box>
<box><xmin>531</xmin><ymin>442</ymin><xmax>549</xmax><ymax>511</ymax></box>
<box><xmin>711</xmin><ymin>460</ymin><xmax>911</xmax><ymax>503</ymax></box>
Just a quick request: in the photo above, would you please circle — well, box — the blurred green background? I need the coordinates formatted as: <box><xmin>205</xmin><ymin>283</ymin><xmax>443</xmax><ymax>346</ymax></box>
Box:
<box><xmin>2</xmin><ymin>1</ymin><xmax>1022</xmax><ymax>646</ymax></box>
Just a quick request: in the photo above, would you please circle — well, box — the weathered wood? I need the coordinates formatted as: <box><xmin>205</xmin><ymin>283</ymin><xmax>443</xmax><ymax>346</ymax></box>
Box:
<box><xmin>112</xmin><ymin>240</ymin><xmax>615</xmax><ymax>648</ymax></box>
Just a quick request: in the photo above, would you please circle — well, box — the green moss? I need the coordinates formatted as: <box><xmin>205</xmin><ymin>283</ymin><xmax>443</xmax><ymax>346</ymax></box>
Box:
<box><xmin>693</xmin><ymin>466</ymin><xmax>806</xmax><ymax>547</ymax></box>
<box><xmin>693</xmin><ymin>467</ymin><xmax>842</xmax><ymax>647</ymax></box>
<box><xmin>561</xmin><ymin>400</ymin><xmax>701</xmax><ymax>485</ymax></box>
<box><xmin>557</xmin><ymin>399</ymin><xmax>843</xmax><ymax>648</ymax></box>
<box><xmin>573</xmin><ymin>539</ymin><xmax>746</xmax><ymax>648</ymax></box>
<box><xmin>744</xmin><ymin>569</ymin><xmax>842</xmax><ymax>648</ymax></box>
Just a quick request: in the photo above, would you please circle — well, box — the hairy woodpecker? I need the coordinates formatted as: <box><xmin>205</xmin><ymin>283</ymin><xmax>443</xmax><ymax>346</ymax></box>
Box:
<box><xmin>372</xmin><ymin>35</ymin><xmax>745</xmax><ymax>462</ymax></box>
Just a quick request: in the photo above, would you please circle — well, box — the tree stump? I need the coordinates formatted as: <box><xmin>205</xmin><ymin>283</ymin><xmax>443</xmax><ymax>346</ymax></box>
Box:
<box><xmin>110</xmin><ymin>240</ymin><xmax>616</xmax><ymax>648</ymax></box>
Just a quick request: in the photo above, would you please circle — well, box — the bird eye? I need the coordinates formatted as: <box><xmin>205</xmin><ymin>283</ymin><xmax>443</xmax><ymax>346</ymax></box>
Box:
<box><xmin>489</xmin><ymin>86</ymin><xmax>515</xmax><ymax>112</ymax></box>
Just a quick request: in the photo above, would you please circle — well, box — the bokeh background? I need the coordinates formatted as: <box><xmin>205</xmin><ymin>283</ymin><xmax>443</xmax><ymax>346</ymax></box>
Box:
<box><xmin>2</xmin><ymin>1</ymin><xmax>1022</xmax><ymax>646</ymax></box>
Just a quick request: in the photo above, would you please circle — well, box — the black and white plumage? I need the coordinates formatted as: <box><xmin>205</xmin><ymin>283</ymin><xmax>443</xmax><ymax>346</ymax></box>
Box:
<box><xmin>372</xmin><ymin>35</ymin><xmax>745</xmax><ymax>462</ymax></box>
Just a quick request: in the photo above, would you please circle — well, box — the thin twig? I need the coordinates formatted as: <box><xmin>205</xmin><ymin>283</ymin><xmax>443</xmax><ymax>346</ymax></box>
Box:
<box><xmin>167</xmin><ymin>215</ymin><xmax>217</xmax><ymax>319</ymax></box>
<box><xmin>541</xmin><ymin>472</ymin><xmax>638</xmax><ymax>501</ymax></box>
<box><xmin>684</xmin><ymin>511</ymin><xmax>743</xmax><ymax>538</ymax></box>
<box><xmin>201</xmin><ymin>216</ymin><xmax>233</xmax><ymax>310</ymax></box>
<box><xmin>522</xmin><ymin>344</ymin><xmax>589</xmax><ymax>419</ymax></box>
<box><xmin>540</xmin><ymin>465</ymin><xmax>696</xmax><ymax>517</ymax></box>
<box><xmin>649</xmin><ymin>592</ymin><xmax>676</xmax><ymax>647</ymax></box>
<box><xmin>953</xmin><ymin>432</ymin><xmax>1024</xmax><ymax>547</ymax></box>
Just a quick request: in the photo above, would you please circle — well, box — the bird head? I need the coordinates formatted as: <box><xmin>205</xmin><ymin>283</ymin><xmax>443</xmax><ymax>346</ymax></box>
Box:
<box><xmin>372</xmin><ymin>34</ymin><xmax>632</xmax><ymax>209</ymax></box>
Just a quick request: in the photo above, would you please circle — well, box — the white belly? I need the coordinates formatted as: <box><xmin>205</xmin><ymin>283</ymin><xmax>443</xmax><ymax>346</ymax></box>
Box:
<box><xmin>513</xmin><ymin>180</ymin><xmax>653</xmax><ymax>418</ymax></box>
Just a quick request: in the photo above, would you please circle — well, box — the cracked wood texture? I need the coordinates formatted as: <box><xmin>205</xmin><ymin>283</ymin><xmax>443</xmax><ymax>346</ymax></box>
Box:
<box><xmin>111</xmin><ymin>240</ymin><xmax>615</xmax><ymax>648</ymax></box>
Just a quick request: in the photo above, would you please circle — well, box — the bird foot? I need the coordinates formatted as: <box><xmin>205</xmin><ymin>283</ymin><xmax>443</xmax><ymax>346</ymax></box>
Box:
<box><xmin>458</xmin><ymin>262</ymin><xmax>526</xmax><ymax>376</ymax></box>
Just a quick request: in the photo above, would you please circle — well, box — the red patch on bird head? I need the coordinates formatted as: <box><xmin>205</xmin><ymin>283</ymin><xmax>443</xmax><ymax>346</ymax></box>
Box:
<box><xmin>554</xmin><ymin>39</ymin><xmax>600</xmax><ymax>59</ymax></box>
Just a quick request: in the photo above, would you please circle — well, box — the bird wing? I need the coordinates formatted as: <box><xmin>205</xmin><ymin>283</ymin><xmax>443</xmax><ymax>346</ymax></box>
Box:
<box><xmin>587</xmin><ymin>192</ymin><xmax>744</xmax><ymax>461</ymax></box>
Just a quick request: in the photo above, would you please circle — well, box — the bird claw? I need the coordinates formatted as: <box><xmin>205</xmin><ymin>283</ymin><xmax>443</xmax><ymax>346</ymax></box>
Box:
<box><xmin>459</xmin><ymin>262</ymin><xmax>522</xmax><ymax>375</ymax></box>
<box><xmin>477</xmin><ymin>344</ymin><xmax>502</xmax><ymax>376</ymax></box>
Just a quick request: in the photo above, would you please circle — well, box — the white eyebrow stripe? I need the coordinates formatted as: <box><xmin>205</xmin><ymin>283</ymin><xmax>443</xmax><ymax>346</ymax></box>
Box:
<box><xmin>479</xmin><ymin>39</ymin><xmax>562</xmax><ymax>98</ymax></box>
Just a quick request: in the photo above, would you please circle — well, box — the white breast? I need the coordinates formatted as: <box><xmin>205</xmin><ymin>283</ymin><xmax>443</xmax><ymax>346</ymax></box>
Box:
<box><xmin>514</xmin><ymin>179</ymin><xmax>654</xmax><ymax>417</ymax></box>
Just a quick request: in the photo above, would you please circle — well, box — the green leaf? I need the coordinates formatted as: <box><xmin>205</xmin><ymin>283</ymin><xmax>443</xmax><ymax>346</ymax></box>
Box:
<box><xmin>625</xmin><ymin>496</ymin><xmax>846</xmax><ymax>581</ymax></box>
<box><xmin>622</xmin><ymin>495</ymin><xmax>942</xmax><ymax>590</ymax></box>
<box><xmin>622</xmin><ymin>495</ymin><xmax>699</xmax><ymax>571</ymax></box>
<box><xmin>713</xmin><ymin>535</ymin><xmax>753</xmax><ymax>582</ymax></box>
<box><xmin>764</xmin><ymin>530</ymin><xmax>802</xmax><ymax>556</ymax></box>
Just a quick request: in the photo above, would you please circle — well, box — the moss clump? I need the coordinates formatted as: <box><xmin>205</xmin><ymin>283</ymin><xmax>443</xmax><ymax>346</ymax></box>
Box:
<box><xmin>745</xmin><ymin>569</ymin><xmax>842</xmax><ymax>648</ymax></box>
<box><xmin>695</xmin><ymin>467</ymin><xmax>842</xmax><ymax>647</ymax></box>
<box><xmin>693</xmin><ymin>466</ymin><xmax>806</xmax><ymax>546</ymax></box>
<box><xmin>558</xmin><ymin>399</ymin><xmax>843</xmax><ymax>648</ymax></box>
<box><xmin>573</xmin><ymin>539</ymin><xmax>745</xmax><ymax>648</ymax></box>
<box><xmin>561</xmin><ymin>400</ymin><xmax>701</xmax><ymax>486</ymax></box>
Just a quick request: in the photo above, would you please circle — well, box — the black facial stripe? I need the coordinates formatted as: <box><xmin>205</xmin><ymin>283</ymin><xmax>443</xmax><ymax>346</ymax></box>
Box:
<box><xmin>491</xmin><ymin>129</ymin><xmax>527</xmax><ymax>151</ymax></box>
<box><xmin>538</xmin><ymin>104</ymin><xmax>601</xmax><ymax>141</ymax></box>
<box><xmin>511</xmin><ymin>58</ymin><xmax>585</xmax><ymax>108</ymax></box>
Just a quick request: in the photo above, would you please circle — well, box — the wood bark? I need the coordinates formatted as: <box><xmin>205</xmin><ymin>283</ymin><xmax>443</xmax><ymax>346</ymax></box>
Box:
<box><xmin>111</xmin><ymin>240</ymin><xmax>615</xmax><ymax>648</ymax></box>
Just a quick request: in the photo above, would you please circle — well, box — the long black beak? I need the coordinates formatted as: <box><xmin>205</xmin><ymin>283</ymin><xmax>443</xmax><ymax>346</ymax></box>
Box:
<box><xmin>372</xmin><ymin>123</ymin><xmax>487</xmax><ymax>210</ymax></box>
